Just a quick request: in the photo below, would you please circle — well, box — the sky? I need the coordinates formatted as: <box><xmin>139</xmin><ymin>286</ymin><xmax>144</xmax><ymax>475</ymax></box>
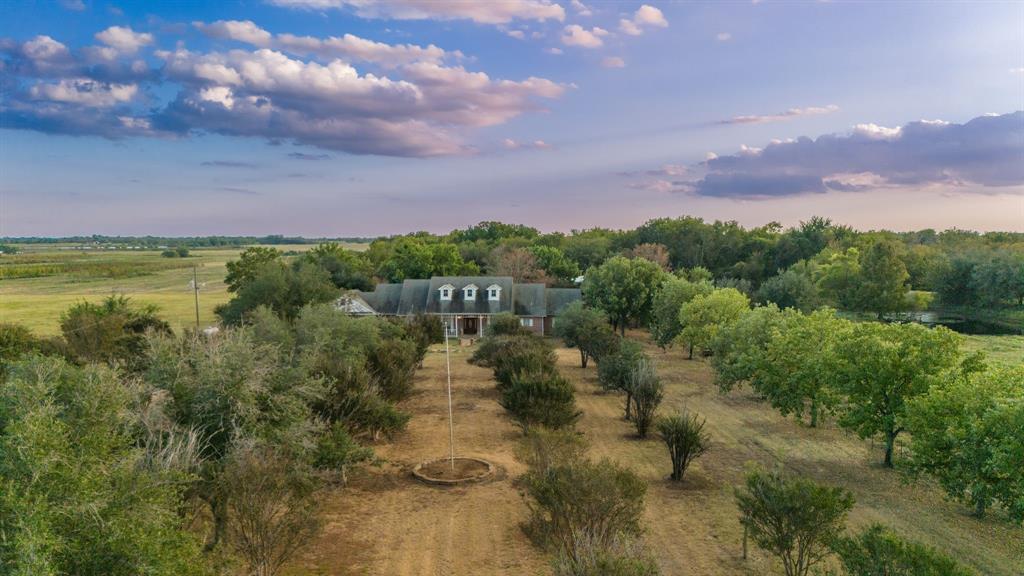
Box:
<box><xmin>1</xmin><ymin>0</ymin><xmax>1022</xmax><ymax>237</ymax></box>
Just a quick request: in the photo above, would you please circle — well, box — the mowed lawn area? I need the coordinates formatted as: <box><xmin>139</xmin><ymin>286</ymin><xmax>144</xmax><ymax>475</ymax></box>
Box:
<box><xmin>0</xmin><ymin>243</ymin><xmax>363</xmax><ymax>335</ymax></box>
<box><xmin>295</xmin><ymin>333</ymin><xmax>1022</xmax><ymax>576</ymax></box>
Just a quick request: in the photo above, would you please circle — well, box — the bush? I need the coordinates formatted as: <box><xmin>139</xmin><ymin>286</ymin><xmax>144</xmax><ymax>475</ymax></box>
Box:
<box><xmin>517</xmin><ymin>427</ymin><xmax>589</xmax><ymax>475</ymax></box>
<box><xmin>832</xmin><ymin>524</ymin><xmax>973</xmax><ymax>576</ymax></box>
<box><xmin>368</xmin><ymin>337</ymin><xmax>419</xmax><ymax>402</ymax></box>
<box><xmin>176</xmin><ymin>246</ymin><xmax>190</xmax><ymax>257</ymax></box>
<box><xmin>161</xmin><ymin>249</ymin><xmax>178</xmax><ymax>258</ymax></box>
<box><xmin>553</xmin><ymin>530</ymin><xmax>661</xmax><ymax>576</ymax></box>
<box><xmin>314</xmin><ymin>422</ymin><xmax>374</xmax><ymax>484</ymax></box>
<box><xmin>493</xmin><ymin>338</ymin><xmax>559</xmax><ymax>391</ymax></box>
<box><xmin>487</xmin><ymin>312</ymin><xmax>530</xmax><ymax>337</ymax></box>
<box><xmin>0</xmin><ymin>323</ymin><xmax>40</xmax><ymax>371</ymax></box>
<box><xmin>656</xmin><ymin>411</ymin><xmax>710</xmax><ymax>482</ymax></box>
<box><xmin>500</xmin><ymin>371</ymin><xmax>581</xmax><ymax>431</ymax></box>
<box><xmin>629</xmin><ymin>359</ymin><xmax>662</xmax><ymax>438</ymax></box>
<box><xmin>523</xmin><ymin>459</ymin><xmax>647</xmax><ymax>555</ymax></box>
<box><xmin>735</xmin><ymin>468</ymin><xmax>854</xmax><ymax>576</ymax></box>
<box><xmin>60</xmin><ymin>294</ymin><xmax>171</xmax><ymax>371</ymax></box>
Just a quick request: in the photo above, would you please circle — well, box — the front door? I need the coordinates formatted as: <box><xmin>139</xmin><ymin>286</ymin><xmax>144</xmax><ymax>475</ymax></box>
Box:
<box><xmin>462</xmin><ymin>316</ymin><xmax>479</xmax><ymax>336</ymax></box>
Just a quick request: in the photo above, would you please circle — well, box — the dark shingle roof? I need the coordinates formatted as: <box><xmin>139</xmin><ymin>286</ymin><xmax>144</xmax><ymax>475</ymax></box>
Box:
<box><xmin>358</xmin><ymin>276</ymin><xmax>580</xmax><ymax>317</ymax></box>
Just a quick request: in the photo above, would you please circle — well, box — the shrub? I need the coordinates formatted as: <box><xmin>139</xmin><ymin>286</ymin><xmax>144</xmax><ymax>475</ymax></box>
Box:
<box><xmin>161</xmin><ymin>249</ymin><xmax>179</xmax><ymax>258</ymax></box>
<box><xmin>523</xmin><ymin>459</ymin><xmax>647</xmax><ymax>555</ymax></box>
<box><xmin>734</xmin><ymin>468</ymin><xmax>854</xmax><ymax>576</ymax></box>
<box><xmin>0</xmin><ymin>323</ymin><xmax>40</xmax><ymax>370</ymax></box>
<box><xmin>61</xmin><ymin>294</ymin><xmax>172</xmax><ymax>371</ymax></box>
<box><xmin>493</xmin><ymin>338</ymin><xmax>559</xmax><ymax>391</ymax></box>
<box><xmin>176</xmin><ymin>246</ymin><xmax>190</xmax><ymax>257</ymax></box>
<box><xmin>832</xmin><ymin>524</ymin><xmax>974</xmax><ymax>576</ymax></box>
<box><xmin>406</xmin><ymin>314</ymin><xmax>444</xmax><ymax>364</ymax></box>
<box><xmin>517</xmin><ymin>427</ymin><xmax>589</xmax><ymax>475</ymax></box>
<box><xmin>629</xmin><ymin>359</ymin><xmax>662</xmax><ymax>438</ymax></box>
<box><xmin>553</xmin><ymin>530</ymin><xmax>661</xmax><ymax>576</ymax></box>
<box><xmin>368</xmin><ymin>337</ymin><xmax>419</xmax><ymax>402</ymax></box>
<box><xmin>487</xmin><ymin>312</ymin><xmax>530</xmax><ymax>337</ymax></box>
<box><xmin>656</xmin><ymin>411</ymin><xmax>710</xmax><ymax>482</ymax></box>
<box><xmin>315</xmin><ymin>423</ymin><xmax>374</xmax><ymax>484</ymax></box>
<box><xmin>500</xmin><ymin>371</ymin><xmax>581</xmax><ymax>431</ymax></box>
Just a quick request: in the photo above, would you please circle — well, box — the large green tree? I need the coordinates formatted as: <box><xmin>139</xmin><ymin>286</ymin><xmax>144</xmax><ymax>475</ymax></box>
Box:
<box><xmin>831</xmin><ymin>322</ymin><xmax>964</xmax><ymax>467</ymax></box>
<box><xmin>856</xmin><ymin>239</ymin><xmax>911</xmax><ymax>318</ymax></box>
<box><xmin>649</xmin><ymin>276</ymin><xmax>713</xmax><ymax>349</ymax></box>
<box><xmin>677</xmin><ymin>288</ymin><xmax>750</xmax><ymax>359</ymax></box>
<box><xmin>225</xmin><ymin>246</ymin><xmax>283</xmax><ymax>292</ymax></box>
<box><xmin>554</xmin><ymin>301</ymin><xmax>616</xmax><ymax>368</ymax></box>
<box><xmin>583</xmin><ymin>256</ymin><xmax>666</xmax><ymax>335</ymax></box>
<box><xmin>907</xmin><ymin>365</ymin><xmax>1024</xmax><ymax>519</ymax></box>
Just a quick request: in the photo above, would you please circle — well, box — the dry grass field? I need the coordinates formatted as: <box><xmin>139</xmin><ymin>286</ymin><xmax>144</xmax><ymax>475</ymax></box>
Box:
<box><xmin>287</xmin><ymin>333</ymin><xmax>1023</xmax><ymax>576</ymax></box>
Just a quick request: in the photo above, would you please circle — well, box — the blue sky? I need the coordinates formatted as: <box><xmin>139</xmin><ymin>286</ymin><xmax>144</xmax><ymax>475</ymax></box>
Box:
<box><xmin>1</xmin><ymin>0</ymin><xmax>1022</xmax><ymax>236</ymax></box>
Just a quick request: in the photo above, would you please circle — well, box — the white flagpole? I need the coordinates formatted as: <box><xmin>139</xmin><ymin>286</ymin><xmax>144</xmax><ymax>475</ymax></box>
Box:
<box><xmin>444</xmin><ymin>318</ymin><xmax>455</xmax><ymax>471</ymax></box>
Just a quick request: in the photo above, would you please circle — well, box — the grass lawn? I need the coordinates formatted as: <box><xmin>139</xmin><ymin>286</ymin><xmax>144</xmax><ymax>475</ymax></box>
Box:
<box><xmin>964</xmin><ymin>334</ymin><xmax>1024</xmax><ymax>367</ymax></box>
<box><xmin>0</xmin><ymin>243</ymin><xmax>364</xmax><ymax>335</ymax></box>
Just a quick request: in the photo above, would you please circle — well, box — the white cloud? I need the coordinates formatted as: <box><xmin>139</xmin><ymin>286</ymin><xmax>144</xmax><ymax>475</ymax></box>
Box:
<box><xmin>95</xmin><ymin>26</ymin><xmax>154</xmax><ymax>54</ymax></box>
<box><xmin>722</xmin><ymin>104</ymin><xmax>839</xmax><ymax>125</ymax></box>
<box><xmin>716</xmin><ymin>32</ymin><xmax>732</xmax><ymax>41</ymax></box>
<box><xmin>503</xmin><ymin>138</ymin><xmax>552</xmax><ymax>150</ymax></box>
<box><xmin>570</xmin><ymin>0</ymin><xmax>592</xmax><ymax>16</ymax></box>
<box><xmin>505</xmin><ymin>30</ymin><xmax>526</xmax><ymax>40</ymax></box>
<box><xmin>30</xmin><ymin>78</ymin><xmax>138</xmax><ymax>107</ymax></box>
<box><xmin>194</xmin><ymin>20</ymin><xmax>452</xmax><ymax>67</ymax></box>
<box><xmin>546</xmin><ymin>47</ymin><xmax>564</xmax><ymax>55</ymax></box>
<box><xmin>619</xmin><ymin>4</ymin><xmax>668</xmax><ymax>35</ymax></box>
<box><xmin>561</xmin><ymin>24</ymin><xmax>608</xmax><ymax>48</ymax></box>
<box><xmin>601</xmin><ymin>56</ymin><xmax>625</xmax><ymax>68</ymax></box>
<box><xmin>22</xmin><ymin>35</ymin><xmax>70</xmax><ymax>61</ymax></box>
<box><xmin>267</xmin><ymin>0</ymin><xmax>565</xmax><ymax>24</ymax></box>
<box><xmin>852</xmin><ymin>123</ymin><xmax>902</xmax><ymax>140</ymax></box>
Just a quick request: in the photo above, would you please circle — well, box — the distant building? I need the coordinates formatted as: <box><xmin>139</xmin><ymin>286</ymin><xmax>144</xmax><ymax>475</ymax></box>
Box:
<box><xmin>335</xmin><ymin>276</ymin><xmax>582</xmax><ymax>337</ymax></box>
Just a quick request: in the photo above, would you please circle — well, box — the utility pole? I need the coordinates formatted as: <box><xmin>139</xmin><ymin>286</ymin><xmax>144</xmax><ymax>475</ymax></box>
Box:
<box><xmin>193</xmin><ymin>265</ymin><xmax>201</xmax><ymax>332</ymax></box>
<box><xmin>444</xmin><ymin>318</ymin><xmax>455</xmax><ymax>471</ymax></box>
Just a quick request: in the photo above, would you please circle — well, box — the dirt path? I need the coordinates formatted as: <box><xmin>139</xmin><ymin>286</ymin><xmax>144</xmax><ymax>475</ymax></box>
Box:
<box><xmin>290</xmin><ymin>344</ymin><xmax>551</xmax><ymax>576</ymax></box>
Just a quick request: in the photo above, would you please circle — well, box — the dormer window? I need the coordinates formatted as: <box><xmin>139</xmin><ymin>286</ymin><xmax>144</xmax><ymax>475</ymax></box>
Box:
<box><xmin>487</xmin><ymin>284</ymin><xmax>502</xmax><ymax>301</ymax></box>
<box><xmin>463</xmin><ymin>284</ymin><xmax>478</xmax><ymax>301</ymax></box>
<box><xmin>439</xmin><ymin>283</ymin><xmax>455</xmax><ymax>301</ymax></box>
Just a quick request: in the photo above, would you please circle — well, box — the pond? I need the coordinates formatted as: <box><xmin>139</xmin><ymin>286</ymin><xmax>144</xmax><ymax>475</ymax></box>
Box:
<box><xmin>903</xmin><ymin>311</ymin><xmax>1023</xmax><ymax>335</ymax></box>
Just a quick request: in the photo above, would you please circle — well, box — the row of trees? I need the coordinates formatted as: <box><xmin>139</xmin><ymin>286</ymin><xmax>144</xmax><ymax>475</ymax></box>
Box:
<box><xmin>0</xmin><ymin>297</ymin><xmax>442</xmax><ymax>576</ymax></box>
<box><xmin>705</xmin><ymin>302</ymin><xmax>1024</xmax><ymax>521</ymax></box>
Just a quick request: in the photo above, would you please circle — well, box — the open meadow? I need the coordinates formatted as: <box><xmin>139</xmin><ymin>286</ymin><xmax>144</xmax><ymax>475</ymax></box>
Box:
<box><xmin>0</xmin><ymin>243</ymin><xmax>364</xmax><ymax>334</ymax></box>
<box><xmin>287</xmin><ymin>333</ymin><xmax>1023</xmax><ymax>576</ymax></box>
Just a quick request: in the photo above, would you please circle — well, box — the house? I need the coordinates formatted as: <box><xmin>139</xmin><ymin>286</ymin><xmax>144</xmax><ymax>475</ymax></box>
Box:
<box><xmin>335</xmin><ymin>276</ymin><xmax>582</xmax><ymax>337</ymax></box>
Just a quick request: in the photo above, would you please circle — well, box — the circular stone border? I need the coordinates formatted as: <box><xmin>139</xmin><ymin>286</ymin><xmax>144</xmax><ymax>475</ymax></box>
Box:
<box><xmin>412</xmin><ymin>456</ymin><xmax>495</xmax><ymax>486</ymax></box>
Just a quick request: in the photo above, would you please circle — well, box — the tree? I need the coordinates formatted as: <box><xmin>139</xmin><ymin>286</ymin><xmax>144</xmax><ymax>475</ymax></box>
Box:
<box><xmin>531</xmin><ymin>245</ymin><xmax>581</xmax><ymax>286</ymax></box>
<box><xmin>216</xmin><ymin>260</ymin><xmax>339</xmax><ymax>325</ymax></box>
<box><xmin>815</xmin><ymin>248</ymin><xmax>862</xmax><ymax>310</ymax></box>
<box><xmin>489</xmin><ymin>245</ymin><xmax>549</xmax><ymax>283</ymax></box>
<box><xmin>627</xmin><ymin>243</ymin><xmax>671</xmax><ymax>271</ymax></box>
<box><xmin>629</xmin><ymin>359</ymin><xmax>662</xmax><ymax>438</ymax></box>
<box><xmin>60</xmin><ymin>295</ymin><xmax>171</xmax><ymax>371</ymax></box>
<box><xmin>710</xmin><ymin>304</ymin><xmax>789</xmax><ymax>394</ymax></box>
<box><xmin>831</xmin><ymin>322</ymin><xmax>963</xmax><ymax>467</ymax></box>
<box><xmin>677</xmin><ymin>288</ymin><xmax>750</xmax><ymax>359</ymax></box>
<box><xmin>907</xmin><ymin>365</ymin><xmax>1024</xmax><ymax>519</ymax></box>
<box><xmin>176</xmin><ymin>246</ymin><xmax>191</xmax><ymax>257</ymax></box>
<box><xmin>0</xmin><ymin>356</ymin><xmax>210</xmax><ymax>576</ymax></box>
<box><xmin>554</xmin><ymin>301</ymin><xmax>616</xmax><ymax>368</ymax></box>
<box><xmin>598</xmin><ymin>340</ymin><xmax>647</xmax><ymax>420</ymax></box>
<box><xmin>225</xmin><ymin>246</ymin><xmax>282</xmax><ymax>292</ymax></box>
<box><xmin>0</xmin><ymin>323</ymin><xmax>41</xmax><ymax>372</ymax></box>
<box><xmin>735</xmin><ymin>468</ymin><xmax>854</xmax><ymax>576</ymax></box>
<box><xmin>583</xmin><ymin>256</ymin><xmax>666</xmax><ymax>335</ymax></box>
<box><xmin>656</xmin><ymin>411</ymin><xmax>710</xmax><ymax>482</ymax></box>
<box><xmin>649</xmin><ymin>276</ymin><xmax>713</xmax><ymax>349</ymax></box>
<box><xmin>856</xmin><ymin>239</ymin><xmax>910</xmax><ymax>318</ymax></box>
<box><xmin>757</xmin><ymin>309</ymin><xmax>848</xmax><ymax>427</ymax></box>
<box><xmin>223</xmin><ymin>444</ymin><xmax>321</xmax><ymax>576</ymax></box>
<box><xmin>755</xmin><ymin>267</ymin><xmax>819</xmax><ymax>312</ymax></box>
<box><xmin>304</xmin><ymin>242</ymin><xmax>374</xmax><ymax>291</ymax></box>
<box><xmin>833</xmin><ymin>524</ymin><xmax>973</xmax><ymax>576</ymax></box>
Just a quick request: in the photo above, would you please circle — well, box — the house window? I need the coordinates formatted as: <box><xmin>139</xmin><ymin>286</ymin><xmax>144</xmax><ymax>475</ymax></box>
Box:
<box><xmin>487</xmin><ymin>284</ymin><xmax>501</xmax><ymax>301</ymax></box>
<box><xmin>520</xmin><ymin>318</ymin><xmax>534</xmax><ymax>327</ymax></box>
<box><xmin>439</xmin><ymin>284</ymin><xmax>455</xmax><ymax>301</ymax></box>
<box><xmin>463</xmin><ymin>284</ymin><xmax>478</xmax><ymax>301</ymax></box>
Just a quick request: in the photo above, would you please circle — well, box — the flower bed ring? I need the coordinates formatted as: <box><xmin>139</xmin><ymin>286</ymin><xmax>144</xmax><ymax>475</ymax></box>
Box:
<box><xmin>412</xmin><ymin>457</ymin><xmax>495</xmax><ymax>486</ymax></box>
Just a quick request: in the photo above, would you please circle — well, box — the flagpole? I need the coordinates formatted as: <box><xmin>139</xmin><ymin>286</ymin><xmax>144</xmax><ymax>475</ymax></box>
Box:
<box><xmin>444</xmin><ymin>318</ymin><xmax>455</xmax><ymax>471</ymax></box>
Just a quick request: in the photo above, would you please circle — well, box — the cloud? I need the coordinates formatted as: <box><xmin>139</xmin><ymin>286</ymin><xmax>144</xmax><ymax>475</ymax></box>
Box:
<box><xmin>193</xmin><ymin>20</ymin><xmax>453</xmax><ymax>67</ymax></box>
<box><xmin>570</xmin><ymin>0</ymin><xmax>592</xmax><ymax>16</ymax></box>
<box><xmin>2</xmin><ymin>29</ymin><xmax>567</xmax><ymax>157</ymax></box>
<box><xmin>619</xmin><ymin>4</ymin><xmax>668</xmax><ymax>36</ymax></box>
<box><xmin>546</xmin><ymin>47</ymin><xmax>564</xmax><ymax>55</ymax></box>
<box><xmin>503</xmin><ymin>138</ymin><xmax>552</xmax><ymax>150</ymax></box>
<box><xmin>505</xmin><ymin>30</ymin><xmax>526</xmax><ymax>40</ymax></box>
<box><xmin>287</xmin><ymin>151</ymin><xmax>331</xmax><ymax>160</ymax></box>
<box><xmin>266</xmin><ymin>0</ymin><xmax>565</xmax><ymax>24</ymax></box>
<box><xmin>716</xmin><ymin>32</ymin><xmax>732</xmax><ymax>41</ymax></box>
<box><xmin>686</xmin><ymin>112</ymin><xmax>1024</xmax><ymax>198</ymax></box>
<box><xmin>601</xmin><ymin>56</ymin><xmax>625</xmax><ymax>68</ymax></box>
<box><xmin>201</xmin><ymin>160</ymin><xmax>258</xmax><ymax>167</ymax></box>
<box><xmin>721</xmin><ymin>104</ymin><xmax>839</xmax><ymax>125</ymax></box>
<box><xmin>95</xmin><ymin>26</ymin><xmax>154</xmax><ymax>54</ymax></box>
<box><xmin>1012</xmin><ymin>67</ymin><xmax>1024</xmax><ymax>75</ymax></box>
<box><xmin>561</xmin><ymin>25</ymin><xmax>608</xmax><ymax>48</ymax></box>
<box><xmin>628</xmin><ymin>179</ymin><xmax>678</xmax><ymax>193</ymax></box>
<box><xmin>216</xmin><ymin>186</ymin><xmax>261</xmax><ymax>195</ymax></box>
<box><xmin>60</xmin><ymin>0</ymin><xmax>86</xmax><ymax>10</ymax></box>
